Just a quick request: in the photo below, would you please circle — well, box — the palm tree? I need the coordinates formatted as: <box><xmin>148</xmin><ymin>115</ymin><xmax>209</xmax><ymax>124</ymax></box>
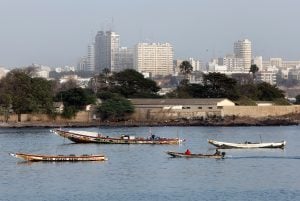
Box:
<box><xmin>249</xmin><ymin>64</ymin><xmax>259</xmax><ymax>80</ymax></box>
<box><xmin>179</xmin><ymin>61</ymin><xmax>193</xmax><ymax>77</ymax></box>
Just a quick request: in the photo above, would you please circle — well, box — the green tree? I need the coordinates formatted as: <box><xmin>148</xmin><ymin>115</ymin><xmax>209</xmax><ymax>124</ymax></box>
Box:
<box><xmin>110</xmin><ymin>69</ymin><xmax>161</xmax><ymax>98</ymax></box>
<box><xmin>97</xmin><ymin>91</ymin><xmax>120</xmax><ymax>101</ymax></box>
<box><xmin>249</xmin><ymin>64</ymin><xmax>259</xmax><ymax>80</ymax></box>
<box><xmin>90</xmin><ymin>69</ymin><xmax>114</xmax><ymax>93</ymax></box>
<box><xmin>295</xmin><ymin>94</ymin><xmax>300</xmax><ymax>104</ymax></box>
<box><xmin>179</xmin><ymin>61</ymin><xmax>193</xmax><ymax>77</ymax></box>
<box><xmin>55</xmin><ymin>88</ymin><xmax>96</xmax><ymax>118</ymax></box>
<box><xmin>0</xmin><ymin>69</ymin><xmax>55</xmax><ymax>121</ymax></box>
<box><xmin>0</xmin><ymin>93</ymin><xmax>12</xmax><ymax>122</ymax></box>
<box><xmin>273</xmin><ymin>98</ymin><xmax>290</xmax><ymax>105</ymax></box>
<box><xmin>31</xmin><ymin>77</ymin><xmax>55</xmax><ymax>114</ymax></box>
<box><xmin>236</xmin><ymin>96</ymin><xmax>257</xmax><ymax>106</ymax></box>
<box><xmin>203</xmin><ymin>72</ymin><xmax>239</xmax><ymax>100</ymax></box>
<box><xmin>237</xmin><ymin>84</ymin><xmax>260</xmax><ymax>100</ymax></box>
<box><xmin>59</xmin><ymin>79</ymin><xmax>79</xmax><ymax>92</ymax></box>
<box><xmin>97</xmin><ymin>96</ymin><xmax>134</xmax><ymax>121</ymax></box>
<box><xmin>179</xmin><ymin>61</ymin><xmax>193</xmax><ymax>85</ymax></box>
<box><xmin>256</xmin><ymin>82</ymin><xmax>284</xmax><ymax>101</ymax></box>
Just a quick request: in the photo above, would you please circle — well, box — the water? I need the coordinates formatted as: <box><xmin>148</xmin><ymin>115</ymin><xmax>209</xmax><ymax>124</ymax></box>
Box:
<box><xmin>1</xmin><ymin>126</ymin><xmax>300</xmax><ymax>201</ymax></box>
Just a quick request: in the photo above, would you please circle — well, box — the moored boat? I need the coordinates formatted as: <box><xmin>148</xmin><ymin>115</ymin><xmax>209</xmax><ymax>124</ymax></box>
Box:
<box><xmin>10</xmin><ymin>153</ymin><xmax>107</xmax><ymax>162</ymax></box>
<box><xmin>52</xmin><ymin>129</ymin><xmax>183</xmax><ymax>145</ymax></box>
<box><xmin>208</xmin><ymin>139</ymin><xmax>286</xmax><ymax>149</ymax></box>
<box><xmin>166</xmin><ymin>151</ymin><xmax>225</xmax><ymax>159</ymax></box>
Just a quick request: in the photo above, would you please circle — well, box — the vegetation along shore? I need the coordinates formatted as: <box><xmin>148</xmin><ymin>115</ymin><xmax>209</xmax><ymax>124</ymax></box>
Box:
<box><xmin>1</xmin><ymin>63</ymin><xmax>300</xmax><ymax>128</ymax></box>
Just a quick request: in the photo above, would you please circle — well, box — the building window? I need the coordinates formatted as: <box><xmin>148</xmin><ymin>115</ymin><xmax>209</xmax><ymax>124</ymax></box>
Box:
<box><xmin>208</xmin><ymin>107</ymin><xmax>213</xmax><ymax>109</ymax></box>
<box><xmin>217</xmin><ymin>106</ymin><xmax>223</xmax><ymax>109</ymax></box>
<box><xmin>198</xmin><ymin>107</ymin><xmax>202</xmax><ymax>109</ymax></box>
<box><xmin>183</xmin><ymin>107</ymin><xmax>191</xmax><ymax>109</ymax></box>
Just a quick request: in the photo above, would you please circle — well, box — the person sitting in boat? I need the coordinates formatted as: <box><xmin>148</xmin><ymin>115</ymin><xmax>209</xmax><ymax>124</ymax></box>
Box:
<box><xmin>151</xmin><ymin>134</ymin><xmax>160</xmax><ymax>140</ymax></box>
<box><xmin>214</xmin><ymin>149</ymin><xmax>221</xmax><ymax>155</ymax></box>
<box><xmin>185</xmin><ymin>149</ymin><xmax>191</xmax><ymax>155</ymax></box>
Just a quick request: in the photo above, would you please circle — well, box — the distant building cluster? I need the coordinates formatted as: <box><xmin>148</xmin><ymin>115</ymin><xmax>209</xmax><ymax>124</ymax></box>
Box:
<box><xmin>77</xmin><ymin>30</ymin><xmax>175</xmax><ymax>78</ymax></box>
<box><xmin>3</xmin><ymin>29</ymin><xmax>300</xmax><ymax>91</ymax></box>
<box><xmin>72</xmin><ymin>31</ymin><xmax>300</xmax><ymax>86</ymax></box>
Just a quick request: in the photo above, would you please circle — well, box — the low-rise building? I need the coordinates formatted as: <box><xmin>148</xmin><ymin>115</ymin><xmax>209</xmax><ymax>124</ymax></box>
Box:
<box><xmin>53</xmin><ymin>102</ymin><xmax>64</xmax><ymax>113</ymax></box>
<box><xmin>130</xmin><ymin>98</ymin><xmax>235</xmax><ymax>121</ymax></box>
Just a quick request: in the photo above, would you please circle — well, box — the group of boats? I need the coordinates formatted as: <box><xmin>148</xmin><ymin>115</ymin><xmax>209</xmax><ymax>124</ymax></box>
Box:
<box><xmin>10</xmin><ymin>128</ymin><xmax>286</xmax><ymax>162</ymax></box>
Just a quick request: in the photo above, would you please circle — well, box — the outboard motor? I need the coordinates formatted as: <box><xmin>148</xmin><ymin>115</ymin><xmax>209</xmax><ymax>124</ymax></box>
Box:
<box><xmin>221</xmin><ymin>152</ymin><xmax>226</xmax><ymax>158</ymax></box>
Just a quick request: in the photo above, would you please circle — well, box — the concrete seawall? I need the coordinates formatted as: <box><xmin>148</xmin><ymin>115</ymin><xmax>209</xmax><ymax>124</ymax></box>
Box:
<box><xmin>223</xmin><ymin>106</ymin><xmax>300</xmax><ymax>118</ymax></box>
<box><xmin>1</xmin><ymin>106</ymin><xmax>300</xmax><ymax>126</ymax></box>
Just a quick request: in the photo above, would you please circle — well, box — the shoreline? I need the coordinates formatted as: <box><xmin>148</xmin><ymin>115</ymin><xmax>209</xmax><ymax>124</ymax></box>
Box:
<box><xmin>0</xmin><ymin>117</ymin><xmax>299</xmax><ymax>128</ymax></box>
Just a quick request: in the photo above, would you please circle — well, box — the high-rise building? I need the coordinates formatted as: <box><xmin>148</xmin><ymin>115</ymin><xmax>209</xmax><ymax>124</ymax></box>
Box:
<box><xmin>134</xmin><ymin>43</ymin><xmax>173</xmax><ymax>77</ymax></box>
<box><xmin>234</xmin><ymin>39</ymin><xmax>252</xmax><ymax>72</ymax></box>
<box><xmin>86</xmin><ymin>44</ymin><xmax>95</xmax><ymax>72</ymax></box>
<box><xmin>94</xmin><ymin>31</ymin><xmax>120</xmax><ymax>73</ymax></box>
<box><xmin>114</xmin><ymin>47</ymin><xmax>134</xmax><ymax>72</ymax></box>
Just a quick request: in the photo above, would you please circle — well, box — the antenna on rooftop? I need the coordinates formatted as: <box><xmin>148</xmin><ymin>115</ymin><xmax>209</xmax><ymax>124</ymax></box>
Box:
<box><xmin>111</xmin><ymin>17</ymin><xmax>114</xmax><ymax>31</ymax></box>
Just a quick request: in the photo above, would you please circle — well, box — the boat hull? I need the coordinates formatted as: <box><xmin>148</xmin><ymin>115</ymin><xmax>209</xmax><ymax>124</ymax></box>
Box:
<box><xmin>10</xmin><ymin>153</ymin><xmax>107</xmax><ymax>162</ymax></box>
<box><xmin>166</xmin><ymin>151</ymin><xmax>224</xmax><ymax>159</ymax></box>
<box><xmin>208</xmin><ymin>140</ymin><xmax>286</xmax><ymax>149</ymax></box>
<box><xmin>52</xmin><ymin>129</ymin><xmax>181</xmax><ymax>145</ymax></box>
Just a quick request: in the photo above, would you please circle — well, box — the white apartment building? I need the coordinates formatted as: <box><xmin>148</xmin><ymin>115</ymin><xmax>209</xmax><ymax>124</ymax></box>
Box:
<box><xmin>55</xmin><ymin>66</ymin><xmax>75</xmax><ymax>73</ymax></box>
<box><xmin>86</xmin><ymin>44</ymin><xmax>95</xmax><ymax>72</ymax></box>
<box><xmin>234</xmin><ymin>39</ymin><xmax>252</xmax><ymax>72</ymax></box>
<box><xmin>282</xmin><ymin>60</ymin><xmax>300</xmax><ymax>69</ymax></box>
<box><xmin>270</xmin><ymin>58</ymin><xmax>283</xmax><ymax>68</ymax></box>
<box><xmin>113</xmin><ymin>47</ymin><xmax>134</xmax><ymax>72</ymax></box>
<box><xmin>257</xmin><ymin>67</ymin><xmax>278</xmax><ymax>85</ymax></box>
<box><xmin>208</xmin><ymin>60</ymin><xmax>227</xmax><ymax>72</ymax></box>
<box><xmin>134</xmin><ymin>43</ymin><xmax>173</xmax><ymax>77</ymax></box>
<box><xmin>218</xmin><ymin>54</ymin><xmax>244</xmax><ymax>72</ymax></box>
<box><xmin>188</xmin><ymin>58</ymin><xmax>202</xmax><ymax>71</ymax></box>
<box><xmin>262</xmin><ymin>58</ymin><xmax>300</xmax><ymax>70</ymax></box>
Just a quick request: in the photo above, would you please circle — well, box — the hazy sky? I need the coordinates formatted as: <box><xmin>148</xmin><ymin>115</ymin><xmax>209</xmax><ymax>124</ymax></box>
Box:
<box><xmin>0</xmin><ymin>0</ymin><xmax>300</xmax><ymax>67</ymax></box>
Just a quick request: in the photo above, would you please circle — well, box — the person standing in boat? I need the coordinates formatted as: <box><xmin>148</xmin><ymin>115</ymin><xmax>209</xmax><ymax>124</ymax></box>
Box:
<box><xmin>185</xmin><ymin>149</ymin><xmax>191</xmax><ymax>155</ymax></box>
<box><xmin>214</xmin><ymin>149</ymin><xmax>220</xmax><ymax>155</ymax></box>
<box><xmin>151</xmin><ymin>134</ymin><xmax>156</xmax><ymax>140</ymax></box>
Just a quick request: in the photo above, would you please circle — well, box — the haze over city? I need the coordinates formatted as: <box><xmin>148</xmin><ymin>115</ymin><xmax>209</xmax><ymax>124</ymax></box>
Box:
<box><xmin>1</xmin><ymin>0</ymin><xmax>300</xmax><ymax>67</ymax></box>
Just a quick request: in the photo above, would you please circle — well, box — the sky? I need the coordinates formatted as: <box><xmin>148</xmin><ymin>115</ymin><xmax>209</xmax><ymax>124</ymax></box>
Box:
<box><xmin>0</xmin><ymin>0</ymin><xmax>300</xmax><ymax>68</ymax></box>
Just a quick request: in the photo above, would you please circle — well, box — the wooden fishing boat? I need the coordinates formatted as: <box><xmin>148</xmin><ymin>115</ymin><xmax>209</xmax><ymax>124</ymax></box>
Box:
<box><xmin>10</xmin><ymin>153</ymin><xmax>107</xmax><ymax>162</ymax></box>
<box><xmin>166</xmin><ymin>151</ymin><xmax>225</xmax><ymax>159</ymax></box>
<box><xmin>52</xmin><ymin>129</ymin><xmax>183</xmax><ymax>145</ymax></box>
<box><xmin>208</xmin><ymin>139</ymin><xmax>286</xmax><ymax>149</ymax></box>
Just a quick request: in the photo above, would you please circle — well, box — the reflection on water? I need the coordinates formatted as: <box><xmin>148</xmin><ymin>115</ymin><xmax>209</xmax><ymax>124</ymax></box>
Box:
<box><xmin>1</xmin><ymin>126</ymin><xmax>300</xmax><ymax>201</ymax></box>
<box><xmin>227</xmin><ymin>156</ymin><xmax>300</xmax><ymax>160</ymax></box>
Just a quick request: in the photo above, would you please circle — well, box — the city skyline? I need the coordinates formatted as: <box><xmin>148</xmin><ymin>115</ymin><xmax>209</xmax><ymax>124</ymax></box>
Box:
<box><xmin>1</xmin><ymin>0</ymin><xmax>300</xmax><ymax>67</ymax></box>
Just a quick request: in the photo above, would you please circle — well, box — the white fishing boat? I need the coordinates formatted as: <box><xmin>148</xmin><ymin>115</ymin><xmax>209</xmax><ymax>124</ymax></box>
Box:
<box><xmin>208</xmin><ymin>139</ymin><xmax>286</xmax><ymax>149</ymax></box>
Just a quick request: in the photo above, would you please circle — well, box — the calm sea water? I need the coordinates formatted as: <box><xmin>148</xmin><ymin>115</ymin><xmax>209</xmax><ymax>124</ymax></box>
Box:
<box><xmin>1</xmin><ymin>126</ymin><xmax>300</xmax><ymax>201</ymax></box>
